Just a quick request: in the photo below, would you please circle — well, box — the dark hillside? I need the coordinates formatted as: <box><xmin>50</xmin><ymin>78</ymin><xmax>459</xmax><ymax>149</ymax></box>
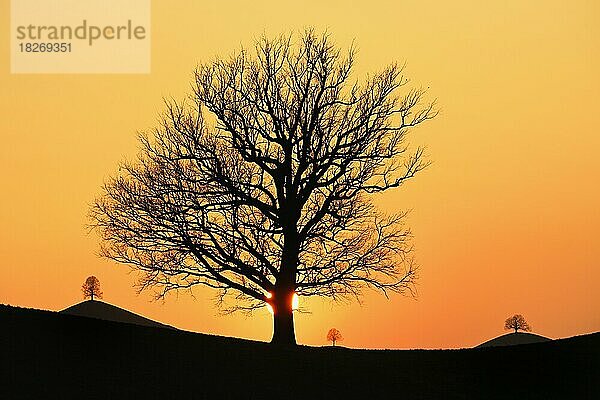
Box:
<box><xmin>60</xmin><ymin>300</ymin><xmax>174</xmax><ymax>329</ymax></box>
<box><xmin>476</xmin><ymin>332</ymin><xmax>551</xmax><ymax>348</ymax></box>
<box><xmin>1</xmin><ymin>304</ymin><xmax>598</xmax><ymax>399</ymax></box>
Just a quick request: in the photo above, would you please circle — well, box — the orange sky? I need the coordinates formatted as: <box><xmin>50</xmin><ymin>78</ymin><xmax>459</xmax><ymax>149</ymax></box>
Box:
<box><xmin>1</xmin><ymin>0</ymin><xmax>599</xmax><ymax>349</ymax></box>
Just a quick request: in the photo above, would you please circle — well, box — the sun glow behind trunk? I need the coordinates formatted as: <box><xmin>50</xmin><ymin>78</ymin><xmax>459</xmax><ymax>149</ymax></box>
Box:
<box><xmin>266</xmin><ymin>292</ymin><xmax>273</xmax><ymax>314</ymax></box>
<box><xmin>265</xmin><ymin>292</ymin><xmax>298</xmax><ymax>314</ymax></box>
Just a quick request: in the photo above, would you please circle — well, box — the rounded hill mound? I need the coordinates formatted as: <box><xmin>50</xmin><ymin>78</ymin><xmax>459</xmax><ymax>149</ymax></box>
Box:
<box><xmin>476</xmin><ymin>332</ymin><xmax>551</xmax><ymax>348</ymax></box>
<box><xmin>60</xmin><ymin>300</ymin><xmax>173</xmax><ymax>329</ymax></box>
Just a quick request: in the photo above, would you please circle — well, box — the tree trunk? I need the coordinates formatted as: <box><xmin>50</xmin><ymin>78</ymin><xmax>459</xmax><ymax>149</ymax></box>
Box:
<box><xmin>271</xmin><ymin>207</ymin><xmax>299</xmax><ymax>346</ymax></box>
<box><xmin>270</xmin><ymin>289</ymin><xmax>296</xmax><ymax>345</ymax></box>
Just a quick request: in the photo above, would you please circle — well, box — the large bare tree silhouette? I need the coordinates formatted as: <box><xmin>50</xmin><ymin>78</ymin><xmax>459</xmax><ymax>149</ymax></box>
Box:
<box><xmin>90</xmin><ymin>30</ymin><xmax>436</xmax><ymax>345</ymax></box>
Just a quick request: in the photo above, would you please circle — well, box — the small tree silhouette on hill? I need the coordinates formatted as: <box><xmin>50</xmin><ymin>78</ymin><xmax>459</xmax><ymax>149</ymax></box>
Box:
<box><xmin>327</xmin><ymin>328</ymin><xmax>343</xmax><ymax>346</ymax></box>
<box><xmin>82</xmin><ymin>276</ymin><xmax>103</xmax><ymax>301</ymax></box>
<box><xmin>504</xmin><ymin>314</ymin><xmax>531</xmax><ymax>333</ymax></box>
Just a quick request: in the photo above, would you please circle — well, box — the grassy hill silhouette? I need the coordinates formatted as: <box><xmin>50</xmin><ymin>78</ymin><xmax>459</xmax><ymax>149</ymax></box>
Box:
<box><xmin>60</xmin><ymin>300</ymin><xmax>174</xmax><ymax>329</ymax></box>
<box><xmin>1</xmin><ymin>304</ymin><xmax>598</xmax><ymax>399</ymax></box>
<box><xmin>476</xmin><ymin>332</ymin><xmax>551</xmax><ymax>348</ymax></box>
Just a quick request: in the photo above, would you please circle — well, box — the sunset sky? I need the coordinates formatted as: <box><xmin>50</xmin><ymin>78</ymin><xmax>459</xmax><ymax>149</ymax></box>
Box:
<box><xmin>1</xmin><ymin>0</ymin><xmax>598</xmax><ymax>349</ymax></box>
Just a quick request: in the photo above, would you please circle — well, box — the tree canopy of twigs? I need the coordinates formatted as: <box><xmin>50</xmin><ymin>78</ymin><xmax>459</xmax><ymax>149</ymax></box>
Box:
<box><xmin>82</xmin><ymin>276</ymin><xmax>103</xmax><ymax>301</ymax></box>
<box><xmin>327</xmin><ymin>328</ymin><xmax>343</xmax><ymax>346</ymax></box>
<box><xmin>504</xmin><ymin>314</ymin><xmax>531</xmax><ymax>333</ymax></box>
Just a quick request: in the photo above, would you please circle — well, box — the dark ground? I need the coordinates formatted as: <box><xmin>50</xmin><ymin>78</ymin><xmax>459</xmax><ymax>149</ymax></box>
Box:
<box><xmin>1</xmin><ymin>304</ymin><xmax>598</xmax><ymax>399</ymax></box>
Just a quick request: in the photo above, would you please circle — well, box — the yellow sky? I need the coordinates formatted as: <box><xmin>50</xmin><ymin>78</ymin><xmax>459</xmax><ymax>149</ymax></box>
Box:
<box><xmin>1</xmin><ymin>0</ymin><xmax>599</xmax><ymax>348</ymax></box>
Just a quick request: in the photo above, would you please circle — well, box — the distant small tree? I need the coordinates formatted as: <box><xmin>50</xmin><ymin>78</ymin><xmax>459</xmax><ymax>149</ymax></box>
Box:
<box><xmin>327</xmin><ymin>328</ymin><xmax>343</xmax><ymax>346</ymax></box>
<box><xmin>82</xmin><ymin>276</ymin><xmax>103</xmax><ymax>301</ymax></box>
<box><xmin>504</xmin><ymin>314</ymin><xmax>531</xmax><ymax>333</ymax></box>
